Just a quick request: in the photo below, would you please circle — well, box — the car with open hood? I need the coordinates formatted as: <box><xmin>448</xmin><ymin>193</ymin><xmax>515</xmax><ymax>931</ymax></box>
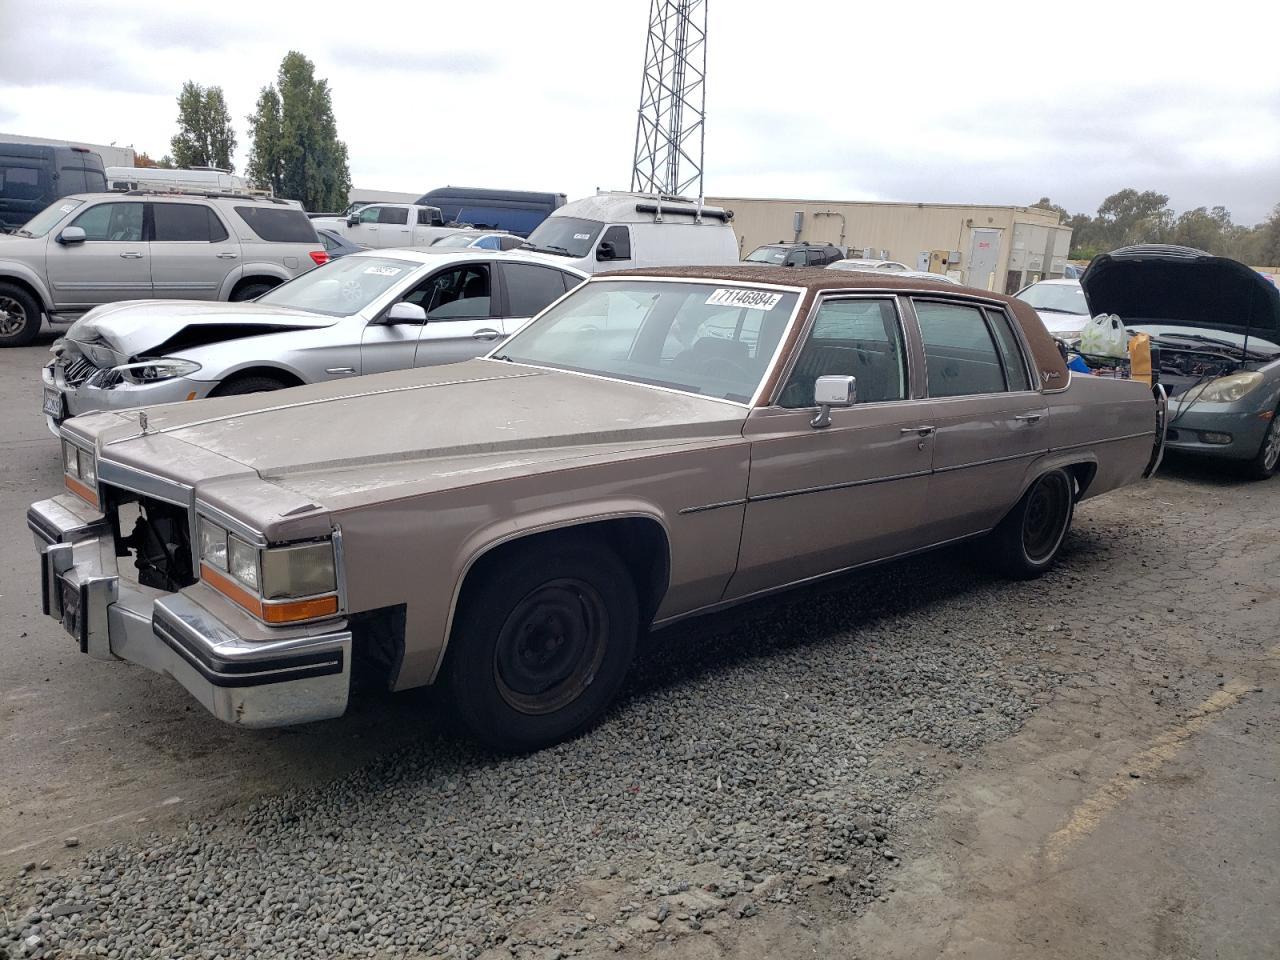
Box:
<box><xmin>1081</xmin><ymin>244</ymin><xmax>1280</xmax><ymax>478</ymax></box>
<box><xmin>29</xmin><ymin>266</ymin><xmax>1163</xmax><ymax>751</ymax></box>
<box><xmin>41</xmin><ymin>247</ymin><xmax>586</xmax><ymax>432</ymax></box>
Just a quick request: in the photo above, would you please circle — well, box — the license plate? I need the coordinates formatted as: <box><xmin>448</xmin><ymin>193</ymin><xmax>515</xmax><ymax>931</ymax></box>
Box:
<box><xmin>43</xmin><ymin>388</ymin><xmax>65</xmax><ymax>419</ymax></box>
<box><xmin>61</xmin><ymin>579</ymin><xmax>82</xmax><ymax>641</ymax></box>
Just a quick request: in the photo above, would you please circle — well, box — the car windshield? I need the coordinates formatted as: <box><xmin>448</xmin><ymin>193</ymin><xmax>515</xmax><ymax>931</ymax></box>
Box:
<box><xmin>256</xmin><ymin>256</ymin><xmax>417</xmax><ymax>316</ymax></box>
<box><xmin>1017</xmin><ymin>281</ymin><xmax>1088</xmax><ymax>314</ymax></box>
<box><xmin>521</xmin><ymin>217</ymin><xmax>602</xmax><ymax>258</ymax></box>
<box><xmin>744</xmin><ymin>246</ymin><xmax>788</xmax><ymax>264</ymax></box>
<box><xmin>14</xmin><ymin>198</ymin><xmax>83</xmax><ymax>238</ymax></box>
<box><xmin>496</xmin><ymin>280</ymin><xmax>801</xmax><ymax>404</ymax></box>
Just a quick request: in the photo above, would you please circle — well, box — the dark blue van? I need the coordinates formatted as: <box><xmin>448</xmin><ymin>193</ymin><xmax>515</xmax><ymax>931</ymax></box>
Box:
<box><xmin>414</xmin><ymin>187</ymin><xmax>566</xmax><ymax>238</ymax></box>
<box><xmin>0</xmin><ymin>143</ymin><xmax>107</xmax><ymax>232</ymax></box>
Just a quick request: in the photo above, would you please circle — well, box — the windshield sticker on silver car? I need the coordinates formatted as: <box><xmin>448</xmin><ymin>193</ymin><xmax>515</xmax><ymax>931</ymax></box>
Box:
<box><xmin>705</xmin><ymin>288</ymin><xmax>784</xmax><ymax>311</ymax></box>
<box><xmin>573</xmin><ymin>233</ymin><xmax>591</xmax><ymax>240</ymax></box>
<box><xmin>363</xmin><ymin>266</ymin><xmax>402</xmax><ymax>277</ymax></box>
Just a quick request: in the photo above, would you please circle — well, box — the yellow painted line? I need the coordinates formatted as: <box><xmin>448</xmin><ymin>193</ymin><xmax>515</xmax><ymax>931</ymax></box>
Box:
<box><xmin>1044</xmin><ymin>643</ymin><xmax>1278</xmax><ymax>865</ymax></box>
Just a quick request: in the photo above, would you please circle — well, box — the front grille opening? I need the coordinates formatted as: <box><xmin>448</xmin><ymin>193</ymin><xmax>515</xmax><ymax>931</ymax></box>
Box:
<box><xmin>111</xmin><ymin>493</ymin><xmax>196</xmax><ymax>592</ymax></box>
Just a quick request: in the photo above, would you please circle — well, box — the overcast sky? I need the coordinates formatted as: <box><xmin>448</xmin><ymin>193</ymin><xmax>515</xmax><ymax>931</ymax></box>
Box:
<box><xmin>1</xmin><ymin>0</ymin><xmax>1278</xmax><ymax>222</ymax></box>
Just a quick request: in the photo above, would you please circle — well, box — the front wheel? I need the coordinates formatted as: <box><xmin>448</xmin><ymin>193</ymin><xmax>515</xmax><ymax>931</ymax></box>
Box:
<box><xmin>445</xmin><ymin>537</ymin><xmax>638</xmax><ymax>752</ymax></box>
<box><xmin>0</xmin><ymin>282</ymin><xmax>42</xmax><ymax>347</ymax></box>
<box><xmin>1244</xmin><ymin>407</ymin><xmax>1280</xmax><ymax>480</ymax></box>
<box><xmin>990</xmin><ymin>469</ymin><xmax>1075</xmax><ymax>579</ymax></box>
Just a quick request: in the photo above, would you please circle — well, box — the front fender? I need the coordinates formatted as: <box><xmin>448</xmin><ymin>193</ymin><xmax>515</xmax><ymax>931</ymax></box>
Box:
<box><xmin>0</xmin><ymin>258</ymin><xmax>54</xmax><ymax>311</ymax></box>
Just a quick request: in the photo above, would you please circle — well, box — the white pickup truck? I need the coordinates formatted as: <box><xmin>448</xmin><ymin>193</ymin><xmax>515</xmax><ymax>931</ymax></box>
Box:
<box><xmin>313</xmin><ymin>203</ymin><xmax>465</xmax><ymax>249</ymax></box>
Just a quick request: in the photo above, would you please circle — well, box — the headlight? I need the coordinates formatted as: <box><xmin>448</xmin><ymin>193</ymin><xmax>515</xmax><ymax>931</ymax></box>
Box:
<box><xmin>1197</xmin><ymin>371</ymin><xmax>1264</xmax><ymax>403</ymax></box>
<box><xmin>61</xmin><ymin>438</ymin><xmax>98</xmax><ymax>506</ymax></box>
<box><xmin>197</xmin><ymin>514</ymin><xmax>339</xmax><ymax>624</ymax></box>
<box><xmin>110</xmin><ymin>358</ymin><xmax>202</xmax><ymax>385</ymax></box>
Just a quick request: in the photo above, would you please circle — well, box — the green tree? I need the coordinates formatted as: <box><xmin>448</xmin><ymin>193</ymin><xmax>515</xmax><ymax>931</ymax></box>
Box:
<box><xmin>1030</xmin><ymin>196</ymin><xmax>1070</xmax><ymax>225</ymax></box>
<box><xmin>170</xmin><ymin>81</ymin><xmax>237</xmax><ymax>171</ymax></box>
<box><xmin>1094</xmin><ymin>188</ymin><xmax>1173</xmax><ymax>247</ymax></box>
<box><xmin>246</xmin><ymin>52</ymin><xmax>350</xmax><ymax>210</ymax></box>
<box><xmin>1259</xmin><ymin>204</ymin><xmax>1280</xmax><ymax>267</ymax></box>
<box><xmin>1172</xmin><ymin>206</ymin><xmax>1233</xmax><ymax>252</ymax></box>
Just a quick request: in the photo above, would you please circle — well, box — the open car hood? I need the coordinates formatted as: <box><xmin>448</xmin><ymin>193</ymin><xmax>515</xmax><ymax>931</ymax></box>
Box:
<box><xmin>1082</xmin><ymin>245</ymin><xmax>1280</xmax><ymax>342</ymax></box>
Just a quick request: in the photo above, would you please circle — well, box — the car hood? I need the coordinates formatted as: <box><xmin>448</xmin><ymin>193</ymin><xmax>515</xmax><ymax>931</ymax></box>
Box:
<box><xmin>1032</xmin><ymin>309</ymin><xmax>1088</xmax><ymax>337</ymax></box>
<box><xmin>1082</xmin><ymin>244</ymin><xmax>1280</xmax><ymax>342</ymax></box>
<box><xmin>81</xmin><ymin>359</ymin><xmax>748</xmax><ymax>524</ymax></box>
<box><xmin>64</xmin><ymin>300</ymin><xmax>340</xmax><ymax>360</ymax></box>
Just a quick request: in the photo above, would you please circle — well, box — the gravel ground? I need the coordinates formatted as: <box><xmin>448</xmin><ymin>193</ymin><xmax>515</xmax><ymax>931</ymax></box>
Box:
<box><xmin>2</xmin><ymin>536</ymin><xmax>1074</xmax><ymax>960</ymax></box>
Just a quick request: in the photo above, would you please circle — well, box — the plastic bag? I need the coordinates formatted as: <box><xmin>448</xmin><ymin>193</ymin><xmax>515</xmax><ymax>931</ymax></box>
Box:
<box><xmin>1079</xmin><ymin>313</ymin><xmax>1128</xmax><ymax>358</ymax></box>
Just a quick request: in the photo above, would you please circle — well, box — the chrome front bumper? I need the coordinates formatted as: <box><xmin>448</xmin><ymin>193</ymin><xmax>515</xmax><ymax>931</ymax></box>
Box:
<box><xmin>28</xmin><ymin>495</ymin><xmax>352</xmax><ymax>728</ymax></box>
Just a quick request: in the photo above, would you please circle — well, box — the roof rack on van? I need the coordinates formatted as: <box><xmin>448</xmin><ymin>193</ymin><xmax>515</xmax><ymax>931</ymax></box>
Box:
<box><xmin>634</xmin><ymin>202</ymin><xmax>732</xmax><ymax>223</ymax></box>
<box><xmin>121</xmin><ymin>188</ymin><xmax>287</xmax><ymax>203</ymax></box>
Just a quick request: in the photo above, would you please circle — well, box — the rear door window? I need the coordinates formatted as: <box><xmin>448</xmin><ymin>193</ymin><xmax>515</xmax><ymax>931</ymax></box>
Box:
<box><xmin>152</xmin><ymin>203</ymin><xmax>216</xmax><ymax>242</ymax></box>
<box><xmin>501</xmin><ymin>262</ymin><xmax>571</xmax><ymax>317</ymax></box>
<box><xmin>234</xmin><ymin>206</ymin><xmax>318</xmax><ymax>243</ymax></box>
<box><xmin>378</xmin><ymin>206</ymin><xmax>409</xmax><ymax>225</ymax></box>
<box><xmin>914</xmin><ymin>300</ymin><xmax>1007</xmax><ymax>397</ymax></box>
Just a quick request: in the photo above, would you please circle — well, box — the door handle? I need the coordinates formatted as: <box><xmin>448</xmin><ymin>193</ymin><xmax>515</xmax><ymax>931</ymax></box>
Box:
<box><xmin>900</xmin><ymin>425</ymin><xmax>936</xmax><ymax>436</ymax></box>
<box><xmin>119</xmin><ymin>252</ymin><xmax>143</xmax><ymax>259</ymax></box>
<box><xmin>216</xmin><ymin>252</ymin><xmax>238</xmax><ymax>259</ymax></box>
<box><xmin>1014</xmin><ymin>413</ymin><xmax>1043</xmax><ymax>423</ymax></box>
<box><xmin>472</xmin><ymin>329</ymin><xmax>502</xmax><ymax>340</ymax></box>
<box><xmin>325</xmin><ymin>367</ymin><xmax>356</xmax><ymax>375</ymax></box>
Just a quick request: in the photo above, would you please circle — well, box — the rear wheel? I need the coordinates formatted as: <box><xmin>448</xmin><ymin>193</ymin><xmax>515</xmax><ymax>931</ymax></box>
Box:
<box><xmin>0</xmin><ymin>283</ymin><xmax>42</xmax><ymax>347</ymax></box>
<box><xmin>990</xmin><ymin>469</ymin><xmax>1075</xmax><ymax>579</ymax></box>
<box><xmin>445</xmin><ymin>537</ymin><xmax>638</xmax><ymax>752</ymax></box>
<box><xmin>1244</xmin><ymin>407</ymin><xmax>1280</xmax><ymax>480</ymax></box>
<box><xmin>210</xmin><ymin>375</ymin><xmax>292</xmax><ymax>397</ymax></box>
<box><xmin>230</xmin><ymin>280</ymin><xmax>275</xmax><ymax>302</ymax></box>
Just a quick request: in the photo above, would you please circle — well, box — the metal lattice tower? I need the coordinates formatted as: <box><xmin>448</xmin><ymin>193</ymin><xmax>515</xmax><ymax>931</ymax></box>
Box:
<box><xmin>630</xmin><ymin>0</ymin><xmax>708</xmax><ymax>200</ymax></box>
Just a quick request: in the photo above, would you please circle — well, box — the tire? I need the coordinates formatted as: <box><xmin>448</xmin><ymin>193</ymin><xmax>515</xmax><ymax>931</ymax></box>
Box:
<box><xmin>0</xmin><ymin>282</ymin><xmax>42</xmax><ymax>347</ymax></box>
<box><xmin>230</xmin><ymin>281</ymin><xmax>274</xmax><ymax>302</ymax></box>
<box><xmin>990</xmin><ymin>469</ymin><xmax>1075</xmax><ymax>579</ymax></box>
<box><xmin>445</xmin><ymin>536</ymin><xmax>639</xmax><ymax>753</ymax></box>
<box><xmin>1244</xmin><ymin>407</ymin><xmax>1280</xmax><ymax>480</ymax></box>
<box><xmin>210</xmin><ymin>375</ymin><xmax>292</xmax><ymax>397</ymax></box>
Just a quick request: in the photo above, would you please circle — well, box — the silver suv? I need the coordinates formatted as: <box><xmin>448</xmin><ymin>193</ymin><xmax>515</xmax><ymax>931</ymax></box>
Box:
<box><xmin>0</xmin><ymin>192</ymin><xmax>327</xmax><ymax>346</ymax></box>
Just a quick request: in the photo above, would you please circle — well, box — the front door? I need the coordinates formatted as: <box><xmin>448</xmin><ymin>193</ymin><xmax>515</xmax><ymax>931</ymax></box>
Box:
<box><xmin>727</xmin><ymin>295</ymin><xmax>936</xmax><ymax>600</ymax></box>
<box><xmin>346</xmin><ymin>205</ymin><xmax>385</xmax><ymax>248</ymax></box>
<box><xmin>148</xmin><ymin>202</ymin><xmax>240</xmax><ymax>300</ymax></box>
<box><xmin>45</xmin><ymin>199</ymin><xmax>149</xmax><ymax>310</ymax></box>
<box><xmin>412</xmin><ymin>262</ymin><xmax>505</xmax><ymax>366</ymax></box>
<box><xmin>909</xmin><ymin>298</ymin><xmax>1048</xmax><ymax>541</ymax></box>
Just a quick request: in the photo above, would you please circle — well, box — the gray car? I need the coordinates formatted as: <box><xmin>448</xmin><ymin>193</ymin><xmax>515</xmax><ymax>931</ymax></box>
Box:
<box><xmin>1082</xmin><ymin>244</ymin><xmax>1280</xmax><ymax>478</ymax></box>
<box><xmin>0</xmin><ymin>192</ymin><xmax>327</xmax><ymax>347</ymax></box>
<box><xmin>41</xmin><ymin>248</ymin><xmax>586</xmax><ymax>430</ymax></box>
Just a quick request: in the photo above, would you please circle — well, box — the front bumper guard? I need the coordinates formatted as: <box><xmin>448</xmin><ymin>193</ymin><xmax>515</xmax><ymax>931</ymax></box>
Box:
<box><xmin>28</xmin><ymin>496</ymin><xmax>351</xmax><ymax>728</ymax></box>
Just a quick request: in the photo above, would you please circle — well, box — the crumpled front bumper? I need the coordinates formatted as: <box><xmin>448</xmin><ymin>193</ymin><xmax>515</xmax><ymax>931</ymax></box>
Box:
<box><xmin>42</xmin><ymin>362</ymin><xmax>216</xmax><ymax>423</ymax></box>
<box><xmin>28</xmin><ymin>495</ymin><xmax>352</xmax><ymax>728</ymax></box>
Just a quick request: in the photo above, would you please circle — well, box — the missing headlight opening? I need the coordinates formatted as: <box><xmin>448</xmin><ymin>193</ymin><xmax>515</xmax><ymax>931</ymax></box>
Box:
<box><xmin>113</xmin><ymin>495</ymin><xmax>196</xmax><ymax>592</ymax></box>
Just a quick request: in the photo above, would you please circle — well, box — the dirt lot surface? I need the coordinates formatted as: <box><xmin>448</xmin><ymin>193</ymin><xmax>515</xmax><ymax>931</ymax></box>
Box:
<box><xmin>2</xmin><ymin>333</ymin><xmax>1276</xmax><ymax>958</ymax></box>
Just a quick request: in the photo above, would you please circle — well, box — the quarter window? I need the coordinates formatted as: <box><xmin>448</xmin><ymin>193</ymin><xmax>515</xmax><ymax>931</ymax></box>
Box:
<box><xmin>985</xmin><ymin>308</ymin><xmax>1031</xmax><ymax>391</ymax></box>
<box><xmin>914</xmin><ymin>300</ymin><xmax>1006</xmax><ymax>397</ymax></box>
<box><xmin>71</xmin><ymin>202</ymin><xmax>144</xmax><ymax>242</ymax></box>
<box><xmin>234</xmin><ymin>206</ymin><xmax>318</xmax><ymax>242</ymax></box>
<box><xmin>778</xmin><ymin>298</ymin><xmax>906</xmax><ymax>407</ymax></box>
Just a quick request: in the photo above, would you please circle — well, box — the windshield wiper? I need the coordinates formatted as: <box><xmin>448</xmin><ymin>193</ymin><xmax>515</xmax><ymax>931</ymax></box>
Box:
<box><xmin>527</xmin><ymin>243</ymin><xmax>572</xmax><ymax>255</ymax></box>
<box><xmin>490</xmin><ymin>354</ymin><xmax>511</xmax><ymax>362</ymax></box>
<box><xmin>1151</xmin><ymin>331</ymin><xmax>1278</xmax><ymax>360</ymax></box>
<box><xmin>1030</xmin><ymin>306</ymin><xmax>1083</xmax><ymax>314</ymax></box>
<box><xmin>13</xmin><ymin>229</ymin><xmax>34</xmax><ymax>238</ymax></box>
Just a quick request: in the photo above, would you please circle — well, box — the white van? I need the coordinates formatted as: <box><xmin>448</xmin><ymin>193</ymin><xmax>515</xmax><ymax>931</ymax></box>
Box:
<box><xmin>519</xmin><ymin>192</ymin><xmax>738</xmax><ymax>274</ymax></box>
<box><xmin>106</xmin><ymin>166</ymin><xmax>268</xmax><ymax>196</ymax></box>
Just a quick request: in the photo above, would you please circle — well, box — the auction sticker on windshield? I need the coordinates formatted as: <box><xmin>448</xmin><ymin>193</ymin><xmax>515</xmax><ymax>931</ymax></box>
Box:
<box><xmin>705</xmin><ymin>288</ymin><xmax>784</xmax><ymax>310</ymax></box>
<box><xmin>363</xmin><ymin>265</ymin><xmax>402</xmax><ymax>277</ymax></box>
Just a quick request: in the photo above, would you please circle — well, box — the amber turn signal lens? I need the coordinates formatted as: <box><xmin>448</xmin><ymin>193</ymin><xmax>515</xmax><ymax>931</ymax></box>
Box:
<box><xmin>262</xmin><ymin>595</ymin><xmax>340</xmax><ymax>624</ymax></box>
<box><xmin>65</xmin><ymin>473</ymin><xmax>99</xmax><ymax>508</ymax></box>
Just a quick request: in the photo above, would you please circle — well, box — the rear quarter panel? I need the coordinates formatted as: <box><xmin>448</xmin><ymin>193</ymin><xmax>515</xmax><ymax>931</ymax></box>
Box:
<box><xmin>1044</xmin><ymin>374</ymin><xmax>1157</xmax><ymax>500</ymax></box>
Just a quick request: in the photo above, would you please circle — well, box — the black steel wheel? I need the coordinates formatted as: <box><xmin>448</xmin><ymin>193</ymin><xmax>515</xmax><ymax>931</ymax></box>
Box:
<box><xmin>445</xmin><ymin>536</ymin><xmax>638</xmax><ymax>752</ymax></box>
<box><xmin>991</xmin><ymin>469</ymin><xmax>1075</xmax><ymax>579</ymax></box>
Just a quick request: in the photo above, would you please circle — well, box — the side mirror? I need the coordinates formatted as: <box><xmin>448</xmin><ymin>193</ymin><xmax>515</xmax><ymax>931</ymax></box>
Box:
<box><xmin>346</xmin><ymin>214</ymin><xmax>360</xmax><ymax>226</ymax></box>
<box><xmin>58</xmin><ymin>226</ymin><xmax>86</xmax><ymax>245</ymax></box>
<box><xmin>385</xmin><ymin>301</ymin><xmax>427</xmax><ymax>324</ymax></box>
<box><xmin>811</xmin><ymin>375</ymin><xmax>856</xmax><ymax>428</ymax></box>
<box><xmin>596</xmin><ymin>240</ymin><xmax>616</xmax><ymax>262</ymax></box>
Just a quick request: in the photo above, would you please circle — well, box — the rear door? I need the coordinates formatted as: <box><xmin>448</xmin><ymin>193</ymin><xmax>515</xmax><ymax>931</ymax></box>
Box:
<box><xmin>908</xmin><ymin>297</ymin><xmax>1048</xmax><ymax>540</ymax></box>
<box><xmin>44</xmin><ymin>199</ymin><xmax>149</xmax><ymax>310</ymax></box>
<box><xmin>375</xmin><ymin>205</ymin><xmax>412</xmax><ymax>248</ymax></box>
<box><xmin>148</xmin><ymin>202</ymin><xmax>239</xmax><ymax>300</ymax></box>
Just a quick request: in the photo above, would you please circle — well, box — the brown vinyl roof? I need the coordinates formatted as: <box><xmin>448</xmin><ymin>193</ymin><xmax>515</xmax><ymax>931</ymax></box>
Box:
<box><xmin>604</xmin><ymin>265</ymin><xmax>1070</xmax><ymax>394</ymax></box>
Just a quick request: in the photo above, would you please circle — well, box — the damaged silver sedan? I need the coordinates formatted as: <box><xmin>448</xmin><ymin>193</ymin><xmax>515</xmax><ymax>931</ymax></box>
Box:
<box><xmin>41</xmin><ymin>248</ymin><xmax>585</xmax><ymax>432</ymax></box>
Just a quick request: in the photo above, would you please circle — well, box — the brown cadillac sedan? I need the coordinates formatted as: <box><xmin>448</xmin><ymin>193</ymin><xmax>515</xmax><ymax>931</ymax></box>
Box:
<box><xmin>30</xmin><ymin>267</ymin><xmax>1165</xmax><ymax>751</ymax></box>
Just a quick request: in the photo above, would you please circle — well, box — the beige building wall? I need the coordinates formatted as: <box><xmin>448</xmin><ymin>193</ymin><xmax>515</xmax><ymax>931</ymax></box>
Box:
<box><xmin>708</xmin><ymin>197</ymin><xmax>1070</xmax><ymax>293</ymax></box>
